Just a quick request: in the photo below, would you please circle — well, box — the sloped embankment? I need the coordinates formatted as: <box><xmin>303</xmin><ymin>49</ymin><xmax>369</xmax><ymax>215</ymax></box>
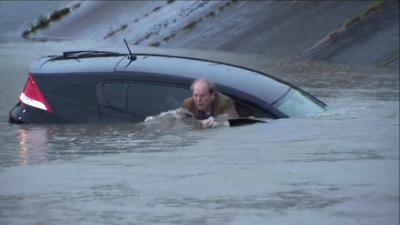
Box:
<box><xmin>10</xmin><ymin>0</ymin><xmax>400</xmax><ymax>67</ymax></box>
<box><xmin>302</xmin><ymin>0</ymin><xmax>399</xmax><ymax>66</ymax></box>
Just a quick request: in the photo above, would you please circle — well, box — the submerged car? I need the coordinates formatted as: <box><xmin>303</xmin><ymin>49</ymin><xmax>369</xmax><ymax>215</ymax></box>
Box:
<box><xmin>9</xmin><ymin>47</ymin><xmax>326</xmax><ymax>124</ymax></box>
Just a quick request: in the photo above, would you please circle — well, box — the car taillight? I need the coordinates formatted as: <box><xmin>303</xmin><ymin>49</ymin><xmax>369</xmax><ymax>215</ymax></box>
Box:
<box><xmin>19</xmin><ymin>74</ymin><xmax>53</xmax><ymax>113</ymax></box>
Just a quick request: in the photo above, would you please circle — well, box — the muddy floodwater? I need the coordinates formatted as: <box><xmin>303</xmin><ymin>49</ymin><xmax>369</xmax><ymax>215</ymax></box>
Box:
<box><xmin>0</xmin><ymin>41</ymin><xmax>399</xmax><ymax>225</ymax></box>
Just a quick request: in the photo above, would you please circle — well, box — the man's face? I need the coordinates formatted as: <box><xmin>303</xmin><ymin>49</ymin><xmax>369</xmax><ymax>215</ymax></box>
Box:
<box><xmin>192</xmin><ymin>81</ymin><xmax>214</xmax><ymax>112</ymax></box>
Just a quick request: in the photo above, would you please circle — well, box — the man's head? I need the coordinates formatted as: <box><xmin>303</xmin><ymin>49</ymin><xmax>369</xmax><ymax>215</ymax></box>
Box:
<box><xmin>191</xmin><ymin>79</ymin><xmax>216</xmax><ymax>112</ymax></box>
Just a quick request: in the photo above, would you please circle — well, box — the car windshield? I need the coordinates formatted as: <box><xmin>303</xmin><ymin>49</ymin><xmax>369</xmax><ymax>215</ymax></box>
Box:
<box><xmin>273</xmin><ymin>88</ymin><xmax>325</xmax><ymax>117</ymax></box>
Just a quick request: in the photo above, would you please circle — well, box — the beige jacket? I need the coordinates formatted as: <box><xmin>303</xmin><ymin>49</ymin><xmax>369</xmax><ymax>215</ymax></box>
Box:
<box><xmin>181</xmin><ymin>92</ymin><xmax>239</xmax><ymax>120</ymax></box>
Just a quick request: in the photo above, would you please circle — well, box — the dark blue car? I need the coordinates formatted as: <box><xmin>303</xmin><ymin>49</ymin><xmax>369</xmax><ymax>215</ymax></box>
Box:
<box><xmin>9</xmin><ymin>50</ymin><xmax>326</xmax><ymax>124</ymax></box>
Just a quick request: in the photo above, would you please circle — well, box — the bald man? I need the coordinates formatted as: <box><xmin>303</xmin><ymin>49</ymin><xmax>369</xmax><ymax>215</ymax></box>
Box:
<box><xmin>181</xmin><ymin>79</ymin><xmax>238</xmax><ymax>128</ymax></box>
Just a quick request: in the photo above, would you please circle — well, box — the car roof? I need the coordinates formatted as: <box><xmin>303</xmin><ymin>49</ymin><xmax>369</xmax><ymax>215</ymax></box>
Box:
<box><xmin>30</xmin><ymin>55</ymin><xmax>122</xmax><ymax>73</ymax></box>
<box><xmin>31</xmin><ymin>53</ymin><xmax>290</xmax><ymax>104</ymax></box>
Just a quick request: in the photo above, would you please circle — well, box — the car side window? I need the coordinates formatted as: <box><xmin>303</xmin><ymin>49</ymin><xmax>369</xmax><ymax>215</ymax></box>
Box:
<box><xmin>102</xmin><ymin>82</ymin><xmax>128</xmax><ymax>111</ymax></box>
<box><xmin>99</xmin><ymin>81</ymin><xmax>273</xmax><ymax>120</ymax></box>
<box><xmin>232</xmin><ymin>97</ymin><xmax>274</xmax><ymax>118</ymax></box>
<box><xmin>127</xmin><ymin>82</ymin><xmax>191</xmax><ymax>117</ymax></box>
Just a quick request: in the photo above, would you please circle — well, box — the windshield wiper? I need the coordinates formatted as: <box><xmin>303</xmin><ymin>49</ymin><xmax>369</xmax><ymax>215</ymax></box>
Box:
<box><xmin>48</xmin><ymin>42</ymin><xmax>134</xmax><ymax>61</ymax></box>
<box><xmin>61</xmin><ymin>51</ymin><xmax>126</xmax><ymax>59</ymax></box>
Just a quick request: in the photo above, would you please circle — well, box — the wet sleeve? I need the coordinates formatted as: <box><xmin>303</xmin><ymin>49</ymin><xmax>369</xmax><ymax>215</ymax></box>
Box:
<box><xmin>181</xmin><ymin>97</ymin><xmax>191</xmax><ymax>110</ymax></box>
<box><xmin>181</xmin><ymin>98</ymin><xmax>196</xmax><ymax>117</ymax></box>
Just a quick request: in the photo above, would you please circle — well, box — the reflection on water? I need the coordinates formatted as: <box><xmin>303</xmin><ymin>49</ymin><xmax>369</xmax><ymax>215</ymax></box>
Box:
<box><xmin>14</xmin><ymin>118</ymin><xmax>204</xmax><ymax>166</ymax></box>
<box><xmin>18</xmin><ymin>128</ymin><xmax>49</xmax><ymax>166</ymax></box>
<box><xmin>17</xmin><ymin>129</ymin><xmax>28</xmax><ymax>166</ymax></box>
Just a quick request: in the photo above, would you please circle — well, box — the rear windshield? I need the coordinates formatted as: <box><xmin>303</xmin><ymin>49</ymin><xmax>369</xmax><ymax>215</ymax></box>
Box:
<box><xmin>273</xmin><ymin>88</ymin><xmax>325</xmax><ymax>117</ymax></box>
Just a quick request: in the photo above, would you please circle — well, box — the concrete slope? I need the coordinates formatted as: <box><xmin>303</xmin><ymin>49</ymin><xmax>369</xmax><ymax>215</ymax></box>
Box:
<box><xmin>302</xmin><ymin>0</ymin><xmax>399</xmax><ymax>65</ymax></box>
<box><xmin>0</xmin><ymin>1</ymin><xmax>70</xmax><ymax>42</ymax></box>
<box><xmin>0</xmin><ymin>0</ymin><xmax>398</xmax><ymax>67</ymax></box>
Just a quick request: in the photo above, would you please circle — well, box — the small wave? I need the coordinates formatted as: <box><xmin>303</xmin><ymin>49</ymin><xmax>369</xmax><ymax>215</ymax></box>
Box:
<box><xmin>144</xmin><ymin>108</ymin><xmax>193</xmax><ymax>123</ymax></box>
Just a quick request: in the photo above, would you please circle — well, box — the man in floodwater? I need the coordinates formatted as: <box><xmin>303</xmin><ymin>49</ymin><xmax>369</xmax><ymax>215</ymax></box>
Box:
<box><xmin>182</xmin><ymin>79</ymin><xmax>238</xmax><ymax>128</ymax></box>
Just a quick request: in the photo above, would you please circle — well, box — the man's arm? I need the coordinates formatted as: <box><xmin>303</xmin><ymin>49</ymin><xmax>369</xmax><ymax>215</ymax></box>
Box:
<box><xmin>182</xmin><ymin>97</ymin><xmax>198</xmax><ymax>114</ymax></box>
<box><xmin>181</xmin><ymin>97</ymin><xmax>197</xmax><ymax>118</ymax></box>
<box><xmin>223</xmin><ymin>98</ymin><xmax>239</xmax><ymax>118</ymax></box>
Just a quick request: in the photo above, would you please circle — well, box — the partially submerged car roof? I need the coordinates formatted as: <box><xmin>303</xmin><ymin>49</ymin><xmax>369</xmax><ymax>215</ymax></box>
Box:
<box><xmin>31</xmin><ymin>51</ymin><xmax>326</xmax><ymax>108</ymax></box>
<box><xmin>33</xmin><ymin>52</ymin><xmax>299</xmax><ymax>105</ymax></box>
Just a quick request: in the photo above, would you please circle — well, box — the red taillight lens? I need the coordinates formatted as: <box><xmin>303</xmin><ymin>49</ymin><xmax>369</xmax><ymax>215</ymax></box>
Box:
<box><xmin>19</xmin><ymin>74</ymin><xmax>52</xmax><ymax>113</ymax></box>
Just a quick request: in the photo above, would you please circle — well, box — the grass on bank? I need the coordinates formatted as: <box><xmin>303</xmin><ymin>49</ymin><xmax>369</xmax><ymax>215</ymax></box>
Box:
<box><xmin>22</xmin><ymin>7</ymin><xmax>72</xmax><ymax>38</ymax></box>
